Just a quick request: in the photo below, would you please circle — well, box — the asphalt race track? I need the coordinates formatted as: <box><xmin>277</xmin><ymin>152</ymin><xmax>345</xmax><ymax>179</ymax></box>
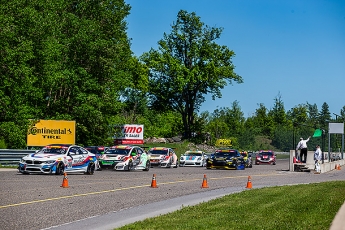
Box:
<box><xmin>1</xmin><ymin>159</ymin><xmax>345</xmax><ymax>230</ymax></box>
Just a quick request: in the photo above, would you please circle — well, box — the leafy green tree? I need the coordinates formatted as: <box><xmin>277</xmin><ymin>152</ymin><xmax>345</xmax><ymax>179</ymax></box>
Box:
<box><xmin>221</xmin><ymin>101</ymin><xmax>245</xmax><ymax>137</ymax></box>
<box><xmin>206</xmin><ymin>119</ymin><xmax>228</xmax><ymax>140</ymax></box>
<box><xmin>0</xmin><ymin>0</ymin><xmax>136</xmax><ymax>147</ymax></box>
<box><xmin>252</xmin><ymin>103</ymin><xmax>273</xmax><ymax>136</ymax></box>
<box><xmin>140</xmin><ymin>10</ymin><xmax>242</xmax><ymax>139</ymax></box>
<box><xmin>137</xmin><ymin>111</ymin><xmax>183</xmax><ymax>138</ymax></box>
<box><xmin>243</xmin><ymin>116</ymin><xmax>261</xmax><ymax>135</ymax></box>
<box><xmin>269</xmin><ymin>93</ymin><xmax>286</xmax><ymax>126</ymax></box>
<box><xmin>318</xmin><ymin>102</ymin><xmax>331</xmax><ymax>129</ymax></box>
<box><xmin>340</xmin><ymin>106</ymin><xmax>345</xmax><ymax>120</ymax></box>
<box><xmin>271</xmin><ymin>124</ymin><xmax>293</xmax><ymax>151</ymax></box>
<box><xmin>238</xmin><ymin>128</ymin><xmax>256</xmax><ymax>150</ymax></box>
<box><xmin>307</xmin><ymin>103</ymin><xmax>319</xmax><ymax>127</ymax></box>
<box><xmin>289</xmin><ymin>104</ymin><xmax>308</xmax><ymax>126</ymax></box>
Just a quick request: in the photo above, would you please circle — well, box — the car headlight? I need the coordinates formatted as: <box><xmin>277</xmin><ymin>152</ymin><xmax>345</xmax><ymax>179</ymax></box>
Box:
<box><xmin>20</xmin><ymin>159</ymin><xmax>25</xmax><ymax>163</ymax></box>
<box><xmin>197</xmin><ymin>157</ymin><xmax>201</xmax><ymax>161</ymax></box>
<box><xmin>180</xmin><ymin>157</ymin><xmax>184</xmax><ymax>160</ymax></box>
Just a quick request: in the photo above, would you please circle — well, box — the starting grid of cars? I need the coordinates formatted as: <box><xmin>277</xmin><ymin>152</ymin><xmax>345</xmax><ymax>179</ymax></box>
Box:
<box><xmin>17</xmin><ymin>144</ymin><xmax>277</xmax><ymax>175</ymax></box>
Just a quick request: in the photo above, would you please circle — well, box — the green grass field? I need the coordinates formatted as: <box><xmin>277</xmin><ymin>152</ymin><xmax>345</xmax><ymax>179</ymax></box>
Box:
<box><xmin>116</xmin><ymin>181</ymin><xmax>345</xmax><ymax>230</ymax></box>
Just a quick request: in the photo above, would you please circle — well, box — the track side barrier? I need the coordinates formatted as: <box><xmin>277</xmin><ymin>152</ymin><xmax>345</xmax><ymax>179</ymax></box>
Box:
<box><xmin>0</xmin><ymin>149</ymin><xmax>36</xmax><ymax>166</ymax></box>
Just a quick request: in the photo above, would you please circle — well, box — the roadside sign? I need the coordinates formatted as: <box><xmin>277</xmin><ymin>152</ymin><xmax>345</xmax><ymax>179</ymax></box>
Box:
<box><xmin>27</xmin><ymin>120</ymin><xmax>75</xmax><ymax>146</ymax></box>
<box><xmin>113</xmin><ymin>124</ymin><xmax>144</xmax><ymax>145</ymax></box>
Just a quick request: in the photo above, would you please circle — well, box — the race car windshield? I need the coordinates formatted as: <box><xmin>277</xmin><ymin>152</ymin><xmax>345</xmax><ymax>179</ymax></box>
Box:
<box><xmin>187</xmin><ymin>153</ymin><xmax>202</xmax><ymax>156</ymax></box>
<box><xmin>105</xmin><ymin>149</ymin><xmax>129</xmax><ymax>155</ymax></box>
<box><xmin>40</xmin><ymin>148</ymin><xmax>66</xmax><ymax>154</ymax></box>
<box><xmin>86</xmin><ymin>148</ymin><xmax>104</xmax><ymax>155</ymax></box>
<box><xmin>149</xmin><ymin>150</ymin><xmax>169</xmax><ymax>155</ymax></box>
<box><xmin>261</xmin><ymin>152</ymin><xmax>273</xmax><ymax>156</ymax></box>
<box><xmin>215</xmin><ymin>152</ymin><xmax>238</xmax><ymax>158</ymax></box>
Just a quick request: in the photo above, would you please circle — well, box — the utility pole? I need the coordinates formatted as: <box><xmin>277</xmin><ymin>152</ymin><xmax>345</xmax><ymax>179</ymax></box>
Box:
<box><xmin>333</xmin><ymin>113</ymin><xmax>339</xmax><ymax>151</ymax></box>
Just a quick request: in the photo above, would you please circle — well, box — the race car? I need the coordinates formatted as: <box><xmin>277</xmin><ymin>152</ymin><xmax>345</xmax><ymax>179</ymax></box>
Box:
<box><xmin>18</xmin><ymin>144</ymin><xmax>98</xmax><ymax>175</ymax></box>
<box><xmin>111</xmin><ymin>145</ymin><xmax>150</xmax><ymax>171</ymax></box>
<box><xmin>84</xmin><ymin>146</ymin><xmax>107</xmax><ymax>158</ymax></box>
<box><xmin>85</xmin><ymin>146</ymin><xmax>107</xmax><ymax>170</ymax></box>
<box><xmin>255</xmin><ymin>150</ymin><xmax>276</xmax><ymax>165</ymax></box>
<box><xmin>179</xmin><ymin>150</ymin><xmax>206</xmax><ymax>167</ymax></box>
<box><xmin>206</xmin><ymin>148</ymin><xmax>245</xmax><ymax>170</ymax></box>
<box><xmin>98</xmin><ymin>145</ymin><xmax>129</xmax><ymax>169</ymax></box>
<box><xmin>148</xmin><ymin>147</ymin><xmax>178</xmax><ymax>168</ymax></box>
<box><xmin>241</xmin><ymin>151</ymin><xmax>253</xmax><ymax>168</ymax></box>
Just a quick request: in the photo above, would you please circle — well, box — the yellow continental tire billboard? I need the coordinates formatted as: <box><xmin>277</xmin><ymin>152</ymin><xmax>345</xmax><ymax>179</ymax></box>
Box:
<box><xmin>27</xmin><ymin>120</ymin><xmax>75</xmax><ymax>146</ymax></box>
<box><xmin>215</xmin><ymin>139</ymin><xmax>232</xmax><ymax>147</ymax></box>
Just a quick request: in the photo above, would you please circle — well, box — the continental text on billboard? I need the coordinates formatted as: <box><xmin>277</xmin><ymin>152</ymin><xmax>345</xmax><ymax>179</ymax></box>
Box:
<box><xmin>27</xmin><ymin>120</ymin><xmax>75</xmax><ymax>146</ymax></box>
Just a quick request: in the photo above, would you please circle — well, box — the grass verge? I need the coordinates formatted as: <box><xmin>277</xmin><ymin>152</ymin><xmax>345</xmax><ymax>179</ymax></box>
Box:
<box><xmin>116</xmin><ymin>181</ymin><xmax>345</xmax><ymax>230</ymax></box>
<box><xmin>0</xmin><ymin>164</ymin><xmax>17</xmax><ymax>168</ymax></box>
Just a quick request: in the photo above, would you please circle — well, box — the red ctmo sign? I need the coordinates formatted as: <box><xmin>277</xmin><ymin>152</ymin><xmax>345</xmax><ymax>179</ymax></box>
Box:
<box><xmin>113</xmin><ymin>124</ymin><xmax>144</xmax><ymax>145</ymax></box>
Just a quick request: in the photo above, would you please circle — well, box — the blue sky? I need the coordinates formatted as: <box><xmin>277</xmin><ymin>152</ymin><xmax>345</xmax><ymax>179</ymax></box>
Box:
<box><xmin>126</xmin><ymin>0</ymin><xmax>345</xmax><ymax>118</ymax></box>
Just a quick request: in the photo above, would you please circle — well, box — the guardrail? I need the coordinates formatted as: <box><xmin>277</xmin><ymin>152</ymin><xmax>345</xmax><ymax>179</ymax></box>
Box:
<box><xmin>0</xmin><ymin>149</ymin><xmax>36</xmax><ymax>166</ymax></box>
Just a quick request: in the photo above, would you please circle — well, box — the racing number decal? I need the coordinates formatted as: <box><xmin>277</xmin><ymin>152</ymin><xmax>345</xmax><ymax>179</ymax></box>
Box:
<box><xmin>73</xmin><ymin>156</ymin><xmax>86</xmax><ymax>165</ymax></box>
<box><xmin>67</xmin><ymin>160</ymin><xmax>73</xmax><ymax>168</ymax></box>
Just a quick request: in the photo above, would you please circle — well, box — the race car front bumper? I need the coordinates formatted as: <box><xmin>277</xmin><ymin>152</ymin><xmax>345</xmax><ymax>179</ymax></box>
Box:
<box><xmin>18</xmin><ymin>162</ymin><xmax>56</xmax><ymax>174</ymax></box>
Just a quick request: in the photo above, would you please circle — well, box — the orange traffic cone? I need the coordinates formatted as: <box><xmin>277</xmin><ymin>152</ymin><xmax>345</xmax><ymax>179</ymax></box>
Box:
<box><xmin>201</xmin><ymin>174</ymin><xmax>209</xmax><ymax>188</ymax></box>
<box><xmin>246</xmin><ymin>176</ymin><xmax>252</xmax><ymax>189</ymax></box>
<box><xmin>151</xmin><ymin>174</ymin><xmax>158</xmax><ymax>188</ymax></box>
<box><xmin>335</xmin><ymin>164</ymin><xmax>338</xmax><ymax>170</ymax></box>
<box><xmin>337</xmin><ymin>164</ymin><xmax>341</xmax><ymax>170</ymax></box>
<box><xmin>61</xmin><ymin>172</ymin><xmax>69</xmax><ymax>188</ymax></box>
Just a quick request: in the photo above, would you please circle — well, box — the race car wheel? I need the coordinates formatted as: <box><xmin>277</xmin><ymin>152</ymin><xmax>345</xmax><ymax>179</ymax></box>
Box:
<box><xmin>86</xmin><ymin>162</ymin><xmax>95</xmax><ymax>175</ymax></box>
<box><xmin>127</xmin><ymin>161</ymin><xmax>133</xmax><ymax>171</ymax></box>
<box><xmin>96</xmin><ymin>162</ymin><xmax>102</xmax><ymax>171</ymax></box>
<box><xmin>55</xmin><ymin>162</ymin><xmax>65</xmax><ymax>175</ymax></box>
<box><xmin>172</xmin><ymin>160</ymin><xmax>178</xmax><ymax>168</ymax></box>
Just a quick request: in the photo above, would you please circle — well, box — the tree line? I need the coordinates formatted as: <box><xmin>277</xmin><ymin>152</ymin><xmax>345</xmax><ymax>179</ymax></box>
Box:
<box><xmin>1</xmin><ymin>1</ymin><xmax>344</xmax><ymax>151</ymax></box>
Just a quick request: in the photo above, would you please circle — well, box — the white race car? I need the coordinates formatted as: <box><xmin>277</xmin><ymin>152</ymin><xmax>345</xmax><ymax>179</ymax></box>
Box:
<box><xmin>98</xmin><ymin>146</ymin><xmax>130</xmax><ymax>169</ymax></box>
<box><xmin>147</xmin><ymin>147</ymin><xmax>175</xmax><ymax>167</ymax></box>
<box><xmin>113</xmin><ymin>145</ymin><xmax>150</xmax><ymax>171</ymax></box>
<box><xmin>148</xmin><ymin>147</ymin><xmax>178</xmax><ymax>168</ymax></box>
<box><xmin>18</xmin><ymin>144</ymin><xmax>98</xmax><ymax>175</ymax></box>
<box><xmin>179</xmin><ymin>150</ymin><xmax>206</xmax><ymax>167</ymax></box>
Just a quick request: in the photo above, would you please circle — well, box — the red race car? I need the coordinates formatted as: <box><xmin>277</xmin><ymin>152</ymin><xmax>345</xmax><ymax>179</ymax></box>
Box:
<box><xmin>255</xmin><ymin>150</ymin><xmax>276</xmax><ymax>165</ymax></box>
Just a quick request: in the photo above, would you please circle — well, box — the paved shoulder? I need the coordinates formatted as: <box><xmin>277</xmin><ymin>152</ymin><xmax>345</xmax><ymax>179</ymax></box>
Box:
<box><xmin>330</xmin><ymin>201</ymin><xmax>345</xmax><ymax>230</ymax></box>
<box><xmin>0</xmin><ymin>168</ymin><xmax>17</xmax><ymax>171</ymax></box>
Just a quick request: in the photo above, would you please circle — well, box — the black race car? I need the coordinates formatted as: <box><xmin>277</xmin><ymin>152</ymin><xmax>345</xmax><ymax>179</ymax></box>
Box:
<box><xmin>206</xmin><ymin>149</ymin><xmax>245</xmax><ymax>170</ymax></box>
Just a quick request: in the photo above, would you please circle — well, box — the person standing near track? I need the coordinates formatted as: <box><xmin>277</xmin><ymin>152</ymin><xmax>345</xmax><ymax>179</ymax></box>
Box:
<box><xmin>314</xmin><ymin>145</ymin><xmax>322</xmax><ymax>174</ymax></box>
<box><xmin>296</xmin><ymin>136</ymin><xmax>311</xmax><ymax>163</ymax></box>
